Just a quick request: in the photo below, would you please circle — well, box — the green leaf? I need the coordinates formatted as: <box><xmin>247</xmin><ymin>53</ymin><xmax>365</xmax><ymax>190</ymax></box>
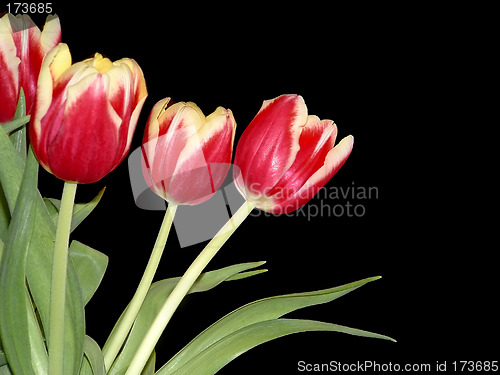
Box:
<box><xmin>141</xmin><ymin>351</ymin><xmax>155</xmax><ymax>375</ymax></box>
<box><xmin>158</xmin><ymin>276</ymin><xmax>389</xmax><ymax>375</ymax></box>
<box><xmin>0</xmin><ymin>186</ymin><xmax>10</xmax><ymax>242</ymax></box>
<box><xmin>0</xmin><ymin>148</ymin><xmax>48</xmax><ymax>375</ymax></box>
<box><xmin>0</xmin><ymin>121</ymin><xmax>25</xmax><ymax>214</ymax></box>
<box><xmin>0</xmin><ymin>134</ymin><xmax>86</xmax><ymax>374</ymax></box>
<box><xmin>81</xmin><ymin>336</ymin><xmax>106</xmax><ymax>375</ymax></box>
<box><xmin>9</xmin><ymin>161</ymin><xmax>86</xmax><ymax>375</ymax></box>
<box><xmin>107</xmin><ymin>262</ymin><xmax>266</xmax><ymax>375</ymax></box>
<box><xmin>8</xmin><ymin>89</ymin><xmax>28</xmax><ymax>159</ymax></box>
<box><xmin>1</xmin><ymin>115</ymin><xmax>31</xmax><ymax>134</ymax></box>
<box><xmin>0</xmin><ymin>239</ymin><xmax>4</xmax><ymax>265</ymax></box>
<box><xmin>69</xmin><ymin>240</ymin><xmax>108</xmax><ymax>306</ymax></box>
<box><xmin>164</xmin><ymin>319</ymin><xmax>394</xmax><ymax>375</ymax></box>
<box><xmin>44</xmin><ymin>187</ymin><xmax>105</xmax><ymax>233</ymax></box>
<box><xmin>26</xmin><ymin>205</ymin><xmax>86</xmax><ymax>375</ymax></box>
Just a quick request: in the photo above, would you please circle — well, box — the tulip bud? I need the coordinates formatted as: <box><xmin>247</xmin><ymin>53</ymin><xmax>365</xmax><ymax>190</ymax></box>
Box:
<box><xmin>234</xmin><ymin>94</ymin><xmax>354</xmax><ymax>214</ymax></box>
<box><xmin>142</xmin><ymin>98</ymin><xmax>236</xmax><ymax>205</ymax></box>
<box><xmin>0</xmin><ymin>13</ymin><xmax>61</xmax><ymax>123</ymax></box>
<box><xmin>29</xmin><ymin>43</ymin><xmax>148</xmax><ymax>183</ymax></box>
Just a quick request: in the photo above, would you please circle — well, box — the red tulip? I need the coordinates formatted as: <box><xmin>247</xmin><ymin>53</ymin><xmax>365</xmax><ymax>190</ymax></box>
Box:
<box><xmin>0</xmin><ymin>13</ymin><xmax>61</xmax><ymax>123</ymax></box>
<box><xmin>142</xmin><ymin>98</ymin><xmax>236</xmax><ymax>205</ymax></box>
<box><xmin>234</xmin><ymin>94</ymin><xmax>354</xmax><ymax>214</ymax></box>
<box><xmin>29</xmin><ymin>43</ymin><xmax>148</xmax><ymax>183</ymax></box>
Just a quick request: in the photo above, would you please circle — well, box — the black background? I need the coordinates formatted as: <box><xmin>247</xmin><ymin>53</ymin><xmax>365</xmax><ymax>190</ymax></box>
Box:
<box><xmin>13</xmin><ymin>1</ymin><xmax>497</xmax><ymax>373</ymax></box>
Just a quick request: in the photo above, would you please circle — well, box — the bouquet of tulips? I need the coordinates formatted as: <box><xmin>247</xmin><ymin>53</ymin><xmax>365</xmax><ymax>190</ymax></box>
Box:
<box><xmin>0</xmin><ymin>13</ymin><xmax>393</xmax><ymax>375</ymax></box>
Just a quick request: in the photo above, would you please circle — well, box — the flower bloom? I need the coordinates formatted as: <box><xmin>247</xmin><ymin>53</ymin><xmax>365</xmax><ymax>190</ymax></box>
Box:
<box><xmin>0</xmin><ymin>13</ymin><xmax>61</xmax><ymax>122</ymax></box>
<box><xmin>234</xmin><ymin>94</ymin><xmax>354</xmax><ymax>214</ymax></box>
<box><xmin>142</xmin><ymin>98</ymin><xmax>236</xmax><ymax>205</ymax></box>
<box><xmin>29</xmin><ymin>43</ymin><xmax>148</xmax><ymax>183</ymax></box>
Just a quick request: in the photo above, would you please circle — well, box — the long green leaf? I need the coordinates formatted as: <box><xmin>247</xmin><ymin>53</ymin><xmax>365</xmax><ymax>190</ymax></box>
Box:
<box><xmin>107</xmin><ymin>262</ymin><xmax>267</xmax><ymax>375</ymax></box>
<box><xmin>69</xmin><ymin>240</ymin><xmax>108</xmax><ymax>306</ymax></box>
<box><xmin>159</xmin><ymin>276</ymin><xmax>382</xmax><ymax>375</ymax></box>
<box><xmin>0</xmin><ymin>186</ymin><xmax>10</xmax><ymax>243</ymax></box>
<box><xmin>0</xmin><ymin>364</ymin><xmax>12</xmax><ymax>375</ymax></box>
<box><xmin>0</xmin><ymin>148</ymin><xmax>47</xmax><ymax>375</ymax></box>
<box><xmin>8</xmin><ymin>89</ymin><xmax>27</xmax><ymax>159</ymax></box>
<box><xmin>1</xmin><ymin>115</ymin><xmax>31</xmax><ymax>134</ymax></box>
<box><xmin>27</xmin><ymin>205</ymin><xmax>86</xmax><ymax>375</ymax></box>
<box><xmin>81</xmin><ymin>336</ymin><xmax>106</xmax><ymax>375</ymax></box>
<box><xmin>0</xmin><ymin>239</ymin><xmax>4</xmax><ymax>265</ymax></box>
<box><xmin>0</xmin><ymin>122</ymin><xmax>86</xmax><ymax>374</ymax></box>
<box><xmin>0</xmin><ymin>121</ymin><xmax>25</xmax><ymax>213</ymax></box>
<box><xmin>141</xmin><ymin>351</ymin><xmax>156</xmax><ymax>375</ymax></box>
<box><xmin>44</xmin><ymin>187</ymin><xmax>106</xmax><ymax>233</ymax></box>
<box><xmin>165</xmin><ymin>319</ymin><xmax>394</xmax><ymax>375</ymax></box>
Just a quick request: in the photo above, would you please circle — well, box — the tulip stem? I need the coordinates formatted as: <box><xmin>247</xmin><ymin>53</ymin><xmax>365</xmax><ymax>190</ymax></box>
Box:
<box><xmin>103</xmin><ymin>203</ymin><xmax>178</xmax><ymax>371</ymax></box>
<box><xmin>48</xmin><ymin>181</ymin><xmax>77</xmax><ymax>375</ymax></box>
<box><xmin>125</xmin><ymin>200</ymin><xmax>255</xmax><ymax>375</ymax></box>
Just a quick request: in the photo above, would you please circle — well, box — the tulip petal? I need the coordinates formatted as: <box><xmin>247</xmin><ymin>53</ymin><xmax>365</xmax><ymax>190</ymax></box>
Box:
<box><xmin>169</xmin><ymin>107</ymin><xmax>236</xmax><ymax>204</ymax></box>
<box><xmin>46</xmin><ymin>74</ymin><xmax>122</xmax><ymax>183</ymax></box>
<box><xmin>40</xmin><ymin>15</ymin><xmax>61</xmax><ymax>54</ymax></box>
<box><xmin>109</xmin><ymin>58</ymin><xmax>148</xmax><ymax>161</ymax></box>
<box><xmin>270</xmin><ymin>135</ymin><xmax>354</xmax><ymax>214</ymax></box>
<box><xmin>7</xmin><ymin>15</ymin><xmax>47</xmax><ymax>114</ymax></box>
<box><xmin>30</xmin><ymin>43</ymin><xmax>71</xmax><ymax>148</ymax></box>
<box><xmin>107</xmin><ymin>62</ymin><xmax>132</xmax><ymax>118</ymax></box>
<box><xmin>114</xmin><ymin>59</ymin><xmax>148</xmax><ymax>157</ymax></box>
<box><xmin>270</xmin><ymin>117</ymin><xmax>337</xmax><ymax>197</ymax></box>
<box><xmin>0</xmin><ymin>15</ymin><xmax>20</xmax><ymax>122</ymax></box>
<box><xmin>105</xmin><ymin>59</ymin><xmax>148</xmax><ymax>165</ymax></box>
<box><xmin>234</xmin><ymin>94</ymin><xmax>307</xmax><ymax>197</ymax></box>
<box><xmin>144</xmin><ymin>102</ymin><xmax>203</xmax><ymax>200</ymax></box>
<box><xmin>142</xmin><ymin>97</ymin><xmax>171</xmax><ymax>163</ymax></box>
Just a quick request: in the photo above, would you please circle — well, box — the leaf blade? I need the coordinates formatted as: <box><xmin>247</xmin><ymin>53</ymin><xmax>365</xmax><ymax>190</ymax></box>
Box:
<box><xmin>82</xmin><ymin>336</ymin><xmax>106</xmax><ymax>375</ymax></box>
<box><xmin>107</xmin><ymin>262</ymin><xmax>266</xmax><ymax>375</ymax></box>
<box><xmin>44</xmin><ymin>187</ymin><xmax>105</xmax><ymax>233</ymax></box>
<box><xmin>160</xmin><ymin>277</ymin><xmax>381</xmax><ymax>374</ymax></box>
<box><xmin>163</xmin><ymin>319</ymin><xmax>394</xmax><ymax>375</ymax></box>
<box><xmin>0</xmin><ymin>121</ymin><xmax>25</xmax><ymax>214</ymax></box>
<box><xmin>69</xmin><ymin>240</ymin><xmax>108</xmax><ymax>306</ymax></box>
<box><xmin>0</xmin><ymin>148</ymin><xmax>47</xmax><ymax>375</ymax></box>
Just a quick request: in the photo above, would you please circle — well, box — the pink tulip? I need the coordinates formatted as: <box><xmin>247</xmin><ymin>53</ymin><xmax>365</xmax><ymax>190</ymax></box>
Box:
<box><xmin>142</xmin><ymin>98</ymin><xmax>236</xmax><ymax>205</ymax></box>
<box><xmin>0</xmin><ymin>13</ymin><xmax>61</xmax><ymax>122</ymax></box>
<box><xmin>29</xmin><ymin>43</ymin><xmax>148</xmax><ymax>183</ymax></box>
<box><xmin>234</xmin><ymin>94</ymin><xmax>354</xmax><ymax>214</ymax></box>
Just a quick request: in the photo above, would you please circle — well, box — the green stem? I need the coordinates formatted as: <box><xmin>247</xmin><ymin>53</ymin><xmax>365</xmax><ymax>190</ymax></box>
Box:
<box><xmin>48</xmin><ymin>181</ymin><xmax>77</xmax><ymax>375</ymax></box>
<box><xmin>125</xmin><ymin>200</ymin><xmax>255</xmax><ymax>375</ymax></box>
<box><xmin>103</xmin><ymin>203</ymin><xmax>178</xmax><ymax>371</ymax></box>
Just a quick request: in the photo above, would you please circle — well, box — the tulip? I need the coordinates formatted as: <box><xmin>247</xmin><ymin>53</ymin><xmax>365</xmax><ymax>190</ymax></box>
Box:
<box><xmin>102</xmin><ymin>98</ymin><xmax>236</xmax><ymax>369</ymax></box>
<box><xmin>142</xmin><ymin>98</ymin><xmax>236</xmax><ymax>205</ymax></box>
<box><xmin>234</xmin><ymin>94</ymin><xmax>354</xmax><ymax>214</ymax></box>
<box><xmin>0</xmin><ymin>13</ymin><xmax>61</xmax><ymax>123</ymax></box>
<box><xmin>29</xmin><ymin>43</ymin><xmax>148</xmax><ymax>183</ymax></box>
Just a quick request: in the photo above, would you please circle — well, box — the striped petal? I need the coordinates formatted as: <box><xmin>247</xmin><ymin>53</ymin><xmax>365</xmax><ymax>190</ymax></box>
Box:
<box><xmin>40</xmin><ymin>15</ymin><xmax>61</xmax><ymax>54</ymax></box>
<box><xmin>30</xmin><ymin>43</ymin><xmax>71</xmax><ymax>145</ymax></box>
<box><xmin>0</xmin><ymin>15</ymin><xmax>20</xmax><ymax>122</ymax></box>
<box><xmin>234</xmin><ymin>94</ymin><xmax>307</xmax><ymax>197</ymax></box>
<box><xmin>144</xmin><ymin>102</ymin><xmax>202</xmax><ymax>200</ymax></box>
<box><xmin>270</xmin><ymin>135</ymin><xmax>354</xmax><ymax>214</ymax></box>
<box><xmin>143</xmin><ymin>99</ymin><xmax>236</xmax><ymax>205</ymax></box>
<box><xmin>269</xmin><ymin>117</ymin><xmax>337</xmax><ymax>198</ymax></box>
<box><xmin>46</xmin><ymin>74</ymin><xmax>122</xmax><ymax>183</ymax></box>
<box><xmin>169</xmin><ymin>107</ymin><xmax>236</xmax><ymax>204</ymax></box>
